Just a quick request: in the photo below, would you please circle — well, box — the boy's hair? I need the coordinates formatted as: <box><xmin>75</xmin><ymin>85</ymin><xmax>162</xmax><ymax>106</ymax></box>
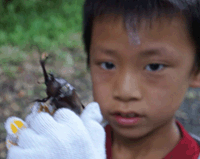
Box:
<box><xmin>82</xmin><ymin>0</ymin><xmax>200</xmax><ymax>74</ymax></box>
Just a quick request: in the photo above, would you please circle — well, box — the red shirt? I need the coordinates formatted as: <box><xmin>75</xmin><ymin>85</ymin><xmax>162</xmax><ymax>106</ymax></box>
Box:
<box><xmin>105</xmin><ymin>121</ymin><xmax>200</xmax><ymax>159</ymax></box>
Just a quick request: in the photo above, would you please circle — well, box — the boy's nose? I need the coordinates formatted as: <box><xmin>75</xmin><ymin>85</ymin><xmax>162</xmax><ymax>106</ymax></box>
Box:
<box><xmin>113</xmin><ymin>70</ymin><xmax>142</xmax><ymax>102</ymax></box>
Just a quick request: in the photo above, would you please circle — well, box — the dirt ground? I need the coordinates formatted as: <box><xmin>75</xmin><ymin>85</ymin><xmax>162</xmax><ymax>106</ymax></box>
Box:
<box><xmin>0</xmin><ymin>47</ymin><xmax>200</xmax><ymax>159</ymax></box>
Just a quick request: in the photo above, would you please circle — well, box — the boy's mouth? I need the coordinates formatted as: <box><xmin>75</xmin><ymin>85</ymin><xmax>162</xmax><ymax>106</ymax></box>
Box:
<box><xmin>114</xmin><ymin>112</ymin><xmax>139</xmax><ymax>118</ymax></box>
<box><xmin>112</xmin><ymin>112</ymin><xmax>142</xmax><ymax>126</ymax></box>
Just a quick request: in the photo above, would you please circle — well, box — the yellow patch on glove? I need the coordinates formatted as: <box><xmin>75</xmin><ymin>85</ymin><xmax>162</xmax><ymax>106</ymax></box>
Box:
<box><xmin>5</xmin><ymin>117</ymin><xmax>27</xmax><ymax>150</ymax></box>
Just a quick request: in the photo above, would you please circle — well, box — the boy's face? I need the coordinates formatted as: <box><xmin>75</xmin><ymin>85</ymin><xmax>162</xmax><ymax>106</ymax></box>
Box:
<box><xmin>89</xmin><ymin>14</ymin><xmax>197</xmax><ymax>138</ymax></box>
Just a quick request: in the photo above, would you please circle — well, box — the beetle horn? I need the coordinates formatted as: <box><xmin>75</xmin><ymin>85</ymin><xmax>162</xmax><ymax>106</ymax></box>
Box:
<box><xmin>40</xmin><ymin>53</ymin><xmax>49</xmax><ymax>85</ymax></box>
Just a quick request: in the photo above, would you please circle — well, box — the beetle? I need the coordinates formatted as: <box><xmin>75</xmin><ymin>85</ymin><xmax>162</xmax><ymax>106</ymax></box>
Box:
<box><xmin>34</xmin><ymin>53</ymin><xmax>84</xmax><ymax>115</ymax></box>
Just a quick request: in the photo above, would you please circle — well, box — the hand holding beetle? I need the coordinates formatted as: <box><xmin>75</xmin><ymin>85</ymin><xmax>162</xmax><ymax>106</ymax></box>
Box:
<box><xmin>5</xmin><ymin>53</ymin><xmax>106</xmax><ymax>158</ymax></box>
<box><xmin>5</xmin><ymin>102</ymin><xmax>106</xmax><ymax>159</ymax></box>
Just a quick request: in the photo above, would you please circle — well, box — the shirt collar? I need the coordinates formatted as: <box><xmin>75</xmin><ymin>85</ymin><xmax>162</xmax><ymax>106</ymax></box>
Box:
<box><xmin>105</xmin><ymin>120</ymin><xmax>200</xmax><ymax>159</ymax></box>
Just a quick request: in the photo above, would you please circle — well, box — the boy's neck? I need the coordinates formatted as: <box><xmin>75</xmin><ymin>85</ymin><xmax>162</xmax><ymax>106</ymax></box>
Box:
<box><xmin>112</xmin><ymin>118</ymin><xmax>181</xmax><ymax>159</ymax></box>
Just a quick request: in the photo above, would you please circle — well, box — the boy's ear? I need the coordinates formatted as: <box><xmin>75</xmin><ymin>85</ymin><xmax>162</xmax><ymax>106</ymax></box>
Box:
<box><xmin>189</xmin><ymin>71</ymin><xmax>200</xmax><ymax>88</ymax></box>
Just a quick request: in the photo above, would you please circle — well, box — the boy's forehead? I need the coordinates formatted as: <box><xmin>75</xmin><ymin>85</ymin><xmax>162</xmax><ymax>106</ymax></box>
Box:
<box><xmin>91</xmin><ymin>14</ymin><xmax>191</xmax><ymax>47</ymax></box>
<box><xmin>90</xmin><ymin>14</ymin><xmax>195</xmax><ymax>61</ymax></box>
<box><xmin>93</xmin><ymin>13</ymin><xmax>186</xmax><ymax>34</ymax></box>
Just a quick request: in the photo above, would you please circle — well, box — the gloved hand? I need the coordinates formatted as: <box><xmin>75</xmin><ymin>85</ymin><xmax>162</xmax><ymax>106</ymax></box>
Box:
<box><xmin>4</xmin><ymin>102</ymin><xmax>106</xmax><ymax>159</ymax></box>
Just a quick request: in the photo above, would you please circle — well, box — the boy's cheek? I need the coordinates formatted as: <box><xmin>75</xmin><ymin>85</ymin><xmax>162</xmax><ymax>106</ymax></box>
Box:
<box><xmin>92</xmin><ymin>86</ymin><xmax>111</xmax><ymax>118</ymax></box>
<box><xmin>91</xmin><ymin>70</ymin><xmax>113</xmax><ymax>85</ymax></box>
<box><xmin>146</xmin><ymin>86</ymin><xmax>187</xmax><ymax>117</ymax></box>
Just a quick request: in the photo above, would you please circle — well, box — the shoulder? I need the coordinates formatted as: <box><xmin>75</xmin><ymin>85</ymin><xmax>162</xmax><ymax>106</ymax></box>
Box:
<box><xmin>176</xmin><ymin>121</ymin><xmax>200</xmax><ymax>147</ymax></box>
<box><xmin>190</xmin><ymin>133</ymin><xmax>200</xmax><ymax>159</ymax></box>
<box><xmin>190</xmin><ymin>133</ymin><xmax>200</xmax><ymax>147</ymax></box>
<box><xmin>164</xmin><ymin>121</ymin><xmax>200</xmax><ymax>159</ymax></box>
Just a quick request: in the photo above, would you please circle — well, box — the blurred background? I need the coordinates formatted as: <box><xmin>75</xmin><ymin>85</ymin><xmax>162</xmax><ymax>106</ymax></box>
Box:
<box><xmin>0</xmin><ymin>0</ymin><xmax>199</xmax><ymax>158</ymax></box>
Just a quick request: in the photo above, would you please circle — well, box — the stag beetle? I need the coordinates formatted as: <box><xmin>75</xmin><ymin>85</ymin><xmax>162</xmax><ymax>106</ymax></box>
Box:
<box><xmin>34</xmin><ymin>53</ymin><xmax>84</xmax><ymax>115</ymax></box>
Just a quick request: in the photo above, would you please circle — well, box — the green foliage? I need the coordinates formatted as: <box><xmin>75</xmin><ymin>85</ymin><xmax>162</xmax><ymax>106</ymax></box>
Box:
<box><xmin>0</xmin><ymin>45</ymin><xmax>27</xmax><ymax>78</ymax></box>
<box><xmin>2</xmin><ymin>65</ymin><xmax>18</xmax><ymax>78</ymax></box>
<box><xmin>0</xmin><ymin>0</ymin><xmax>84</xmax><ymax>50</ymax></box>
<box><xmin>0</xmin><ymin>46</ymin><xmax>27</xmax><ymax>65</ymax></box>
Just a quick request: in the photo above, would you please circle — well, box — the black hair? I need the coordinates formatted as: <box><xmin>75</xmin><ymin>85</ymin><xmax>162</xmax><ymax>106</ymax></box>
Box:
<box><xmin>83</xmin><ymin>0</ymin><xmax>200</xmax><ymax>74</ymax></box>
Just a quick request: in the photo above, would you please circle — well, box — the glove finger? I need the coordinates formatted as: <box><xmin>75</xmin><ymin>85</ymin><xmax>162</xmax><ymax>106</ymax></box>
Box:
<box><xmin>28</xmin><ymin>111</ymin><xmax>58</xmax><ymax>135</ymax></box>
<box><xmin>4</xmin><ymin>117</ymin><xmax>28</xmax><ymax>149</ymax></box>
<box><xmin>53</xmin><ymin>108</ymin><xmax>83</xmax><ymax>125</ymax></box>
<box><xmin>53</xmin><ymin>108</ymin><xmax>93</xmax><ymax>138</ymax></box>
<box><xmin>5</xmin><ymin>117</ymin><xmax>28</xmax><ymax>136</ymax></box>
<box><xmin>4</xmin><ymin>117</ymin><xmax>46</xmax><ymax>149</ymax></box>
<box><xmin>25</xmin><ymin>113</ymin><xmax>35</xmax><ymax>127</ymax></box>
<box><xmin>7</xmin><ymin>146</ymin><xmax>23</xmax><ymax>159</ymax></box>
<box><xmin>25</xmin><ymin>102</ymin><xmax>41</xmax><ymax>127</ymax></box>
<box><xmin>17</xmin><ymin>128</ymin><xmax>47</xmax><ymax>149</ymax></box>
<box><xmin>30</xmin><ymin>102</ymin><xmax>41</xmax><ymax>114</ymax></box>
<box><xmin>6</xmin><ymin>136</ymin><xmax>18</xmax><ymax>150</ymax></box>
<box><xmin>26</xmin><ymin>102</ymin><xmax>54</xmax><ymax>126</ymax></box>
<box><xmin>80</xmin><ymin>102</ymin><xmax>106</xmax><ymax>157</ymax></box>
<box><xmin>81</xmin><ymin>102</ymin><xmax>103</xmax><ymax>124</ymax></box>
<box><xmin>7</xmin><ymin>146</ymin><xmax>51</xmax><ymax>159</ymax></box>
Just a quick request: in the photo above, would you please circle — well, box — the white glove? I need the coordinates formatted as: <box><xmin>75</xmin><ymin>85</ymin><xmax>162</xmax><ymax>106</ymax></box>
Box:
<box><xmin>5</xmin><ymin>102</ymin><xmax>106</xmax><ymax>159</ymax></box>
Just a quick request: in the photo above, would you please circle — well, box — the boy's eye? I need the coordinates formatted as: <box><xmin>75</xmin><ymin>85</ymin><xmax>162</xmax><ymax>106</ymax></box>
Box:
<box><xmin>145</xmin><ymin>64</ymin><xmax>165</xmax><ymax>72</ymax></box>
<box><xmin>100</xmin><ymin>62</ymin><xmax>115</xmax><ymax>70</ymax></box>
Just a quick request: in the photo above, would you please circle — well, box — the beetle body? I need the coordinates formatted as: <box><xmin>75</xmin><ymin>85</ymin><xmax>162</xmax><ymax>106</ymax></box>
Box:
<box><xmin>35</xmin><ymin>53</ymin><xmax>84</xmax><ymax>115</ymax></box>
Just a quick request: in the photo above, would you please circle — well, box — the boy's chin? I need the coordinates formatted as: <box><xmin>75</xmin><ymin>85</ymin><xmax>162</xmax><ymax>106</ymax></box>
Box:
<box><xmin>111</xmin><ymin>123</ymin><xmax>152</xmax><ymax>140</ymax></box>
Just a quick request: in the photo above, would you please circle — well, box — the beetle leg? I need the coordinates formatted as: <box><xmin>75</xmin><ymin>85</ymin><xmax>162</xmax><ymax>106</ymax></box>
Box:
<box><xmin>34</xmin><ymin>98</ymin><xmax>47</xmax><ymax>103</ymax></box>
<box><xmin>33</xmin><ymin>96</ymin><xmax>50</xmax><ymax>103</ymax></box>
<box><xmin>82</xmin><ymin>104</ymin><xmax>85</xmax><ymax>109</ymax></box>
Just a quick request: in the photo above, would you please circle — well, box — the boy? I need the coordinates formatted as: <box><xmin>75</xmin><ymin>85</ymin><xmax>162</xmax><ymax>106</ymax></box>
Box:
<box><xmin>4</xmin><ymin>0</ymin><xmax>200</xmax><ymax>159</ymax></box>
<box><xmin>83</xmin><ymin>0</ymin><xmax>200</xmax><ymax>158</ymax></box>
